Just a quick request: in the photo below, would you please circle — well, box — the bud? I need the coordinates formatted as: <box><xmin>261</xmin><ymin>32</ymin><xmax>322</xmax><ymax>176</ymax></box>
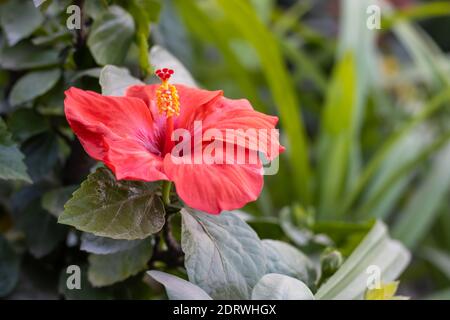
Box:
<box><xmin>320</xmin><ymin>248</ymin><xmax>343</xmax><ymax>279</ymax></box>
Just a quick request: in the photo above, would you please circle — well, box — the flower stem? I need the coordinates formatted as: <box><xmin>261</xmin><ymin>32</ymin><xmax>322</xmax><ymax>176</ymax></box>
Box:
<box><xmin>162</xmin><ymin>180</ymin><xmax>172</xmax><ymax>205</ymax></box>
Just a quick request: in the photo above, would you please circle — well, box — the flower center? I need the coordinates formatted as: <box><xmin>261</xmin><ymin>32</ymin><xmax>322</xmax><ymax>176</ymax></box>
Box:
<box><xmin>155</xmin><ymin>68</ymin><xmax>180</xmax><ymax>117</ymax></box>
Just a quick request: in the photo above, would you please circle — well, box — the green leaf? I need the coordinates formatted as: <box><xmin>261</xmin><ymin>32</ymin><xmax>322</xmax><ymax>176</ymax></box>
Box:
<box><xmin>0</xmin><ymin>236</ymin><xmax>20</xmax><ymax>297</ymax></box>
<box><xmin>0</xmin><ymin>118</ymin><xmax>30</xmax><ymax>182</ymax></box>
<box><xmin>315</xmin><ymin>221</ymin><xmax>410</xmax><ymax>300</ymax></box>
<box><xmin>181</xmin><ymin>209</ymin><xmax>265</xmax><ymax>299</ymax></box>
<box><xmin>262</xmin><ymin>240</ymin><xmax>316</xmax><ymax>288</ymax></box>
<box><xmin>99</xmin><ymin>65</ymin><xmax>143</xmax><ymax>97</ymax></box>
<box><xmin>19</xmin><ymin>202</ymin><xmax>67</xmax><ymax>258</ymax></box>
<box><xmin>0</xmin><ymin>0</ymin><xmax>44</xmax><ymax>46</ymax></box>
<box><xmin>42</xmin><ymin>185</ymin><xmax>78</xmax><ymax>218</ymax></box>
<box><xmin>88</xmin><ymin>239</ymin><xmax>153</xmax><ymax>287</ymax></box>
<box><xmin>0</xmin><ymin>41</ymin><xmax>60</xmax><ymax>70</ymax></box>
<box><xmin>21</xmin><ymin>132</ymin><xmax>59</xmax><ymax>181</ymax></box>
<box><xmin>393</xmin><ymin>142</ymin><xmax>450</xmax><ymax>248</ymax></box>
<box><xmin>87</xmin><ymin>6</ymin><xmax>135</xmax><ymax>65</ymax></box>
<box><xmin>251</xmin><ymin>274</ymin><xmax>314</xmax><ymax>300</ymax></box>
<box><xmin>81</xmin><ymin>233</ymin><xmax>142</xmax><ymax>255</ymax></box>
<box><xmin>150</xmin><ymin>45</ymin><xmax>197</xmax><ymax>86</ymax></box>
<box><xmin>59</xmin><ymin>168</ymin><xmax>165</xmax><ymax>240</ymax></box>
<box><xmin>9</xmin><ymin>69</ymin><xmax>61</xmax><ymax>107</ymax></box>
<box><xmin>6</xmin><ymin>109</ymin><xmax>49</xmax><ymax>142</ymax></box>
<box><xmin>148</xmin><ymin>270</ymin><xmax>213</xmax><ymax>300</ymax></box>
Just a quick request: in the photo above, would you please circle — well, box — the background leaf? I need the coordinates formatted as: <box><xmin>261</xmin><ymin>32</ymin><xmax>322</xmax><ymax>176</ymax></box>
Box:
<box><xmin>99</xmin><ymin>65</ymin><xmax>143</xmax><ymax>97</ymax></box>
<box><xmin>0</xmin><ymin>118</ymin><xmax>30</xmax><ymax>182</ymax></box>
<box><xmin>9</xmin><ymin>69</ymin><xmax>61</xmax><ymax>107</ymax></box>
<box><xmin>0</xmin><ymin>236</ymin><xmax>20</xmax><ymax>297</ymax></box>
<box><xmin>21</xmin><ymin>132</ymin><xmax>59</xmax><ymax>182</ymax></box>
<box><xmin>87</xmin><ymin>6</ymin><xmax>135</xmax><ymax>65</ymax></box>
<box><xmin>0</xmin><ymin>42</ymin><xmax>60</xmax><ymax>70</ymax></box>
<box><xmin>81</xmin><ymin>233</ymin><xmax>142</xmax><ymax>255</ymax></box>
<box><xmin>88</xmin><ymin>239</ymin><xmax>153</xmax><ymax>287</ymax></box>
<box><xmin>42</xmin><ymin>186</ymin><xmax>78</xmax><ymax>218</ymax></box>
<box><xmin>18</xmin><ymin>201</ymin><xmax>67</xmax><ymax>259</ymax></box>
<box><xmin>0</xmin><ymin>0</ymin><xmax>44</xmax><ymax>46</ymax></box>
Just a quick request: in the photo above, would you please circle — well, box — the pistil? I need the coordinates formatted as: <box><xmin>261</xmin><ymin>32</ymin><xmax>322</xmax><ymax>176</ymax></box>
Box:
<box><xmin>155</xmin><ymin>68</ymin><xmax>179</xmax><ymax>155</ymax></box>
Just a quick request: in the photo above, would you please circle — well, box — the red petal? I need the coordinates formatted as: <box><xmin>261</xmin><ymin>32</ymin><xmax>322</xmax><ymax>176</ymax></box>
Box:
<box><xmin>173</xmin><ymin>84</ymin><xmax>223</xmax><ymax>130</ymax></box>
<box><xmin>106</xmin><ymin>140</ymin><xmax>167</xmax><ymax>181</ymax></box>
<box><xmin>192</xmin><ymin>96</ymin><xmax>285</xmax><ymax>160</ymax></box>
<box><xmin>163</xmin><ymin>154</ymin><xmax>263</xmax><ymax>214</ymax></box>
<box><xmin>125</xmin><ymin>83</ymin><xmax>222</xmax><ymax>139</ymax></box>
<box><xmin>64</xmin><ymin>87</ymin><xmax>166</xmax><ymax>181</ymax></box>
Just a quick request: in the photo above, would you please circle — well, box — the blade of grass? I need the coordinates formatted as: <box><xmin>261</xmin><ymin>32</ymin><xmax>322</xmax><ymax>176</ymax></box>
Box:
<box><xmin>421</xmin><ymin>247</ymin><xmax>450</xmax><ymax>280</ymax></box>
<box><xmin>357</xmin><ymin>131</ymin><xmax>450</xmax><ymax>219</ymax></box>
<box><xmin>216</xmin><ymin>0</ymin><xmax>312</xmax><ymax>204</ymax></box>
<box><xmin>281</xmin><ymin>39</ymin><xmax>327</xmax><ymax>92</ymax></box>
<box><xmin>393</xmin><ymin>142</ymin><xmax>450</xmax><ymax>248</ymax></box>
<box><xmin>317</xmin><ymin>53</ymin><xmax>356</xmax><ymax>218</ymax></box>
<box><xmin>173</xmin><ymin>0</ymin><xmax>265</xmax><ymax>111</ymax></box>
<box><xmin>385</xmin><ymin>0</ymin><xmax>450</xmax><ymax>90</ymax></box>
<box><xmin>338</xmin><ymin>89</ymin><xmax>450</xmax><ymax>215</ymax></box>
<box><xmin>382</xmin><ymin>2</ymin><xmax>450</xmax><ymax>30</ymax></box>
<box><xmin>317</xmin><ymin>0</ymin><xmax>379</xmax><ymax>219</ymax></box>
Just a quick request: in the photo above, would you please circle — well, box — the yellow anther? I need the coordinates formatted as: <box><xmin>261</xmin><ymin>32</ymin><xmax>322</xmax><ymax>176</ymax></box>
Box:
<box><xmin>155</xmin><ymin>68</ymin><xmax>180</xmax><ymax>117</ymax></box>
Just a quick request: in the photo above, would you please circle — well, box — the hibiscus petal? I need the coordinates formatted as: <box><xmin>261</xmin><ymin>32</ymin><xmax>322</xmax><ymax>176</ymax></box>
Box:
<box><xmin>106</xmin><ymin>140</ymin><xmax>168</xmax><ymax>181</ymax></box>
<box><xmin>64</xmin><ymin>87</ymin><xmax>165</xmax><ymax>181</ymax></box>
<box><xmin>198</xmin><ymin>96</ymin><xmax>285</xmax><ymax>160</ymax></box>
<box><xmin>125</xmin><ymin>84</ymin><xmax>163</xmax><ymax>126</ymax></box>
<box><xmin>174</xmin><ymin>84</ymin><xmax>223</xmax><ymax>129</ymax></box>
<box><xmin>163</xmin><ymin>153</ymin><xmax>263</xmax><ymax>214</ymax></box>
<box><xmin>125</xmin><ymin>84</ymin><xmax>222</xmax><ymax>145</ymax></box>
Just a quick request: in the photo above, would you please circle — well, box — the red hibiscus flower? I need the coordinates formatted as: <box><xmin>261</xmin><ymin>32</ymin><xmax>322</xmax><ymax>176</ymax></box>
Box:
<box><xmin>64</xmin><ymin>68</ymin><xmax>284</xmax><ymax>214</ymax></box>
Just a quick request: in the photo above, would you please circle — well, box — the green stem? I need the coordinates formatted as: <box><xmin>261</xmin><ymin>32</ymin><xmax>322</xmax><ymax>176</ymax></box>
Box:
<box><xmin>162</xmin><ymin>180</ymin><xmax>172</xmax><ymax>205</ymax></box>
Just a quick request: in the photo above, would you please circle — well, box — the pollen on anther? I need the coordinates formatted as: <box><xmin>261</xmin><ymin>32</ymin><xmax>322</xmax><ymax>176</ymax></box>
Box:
<box><xmin>155</xmin><ymin>68</ymin><xmax>179</xmax><ymax>117</ymax></box>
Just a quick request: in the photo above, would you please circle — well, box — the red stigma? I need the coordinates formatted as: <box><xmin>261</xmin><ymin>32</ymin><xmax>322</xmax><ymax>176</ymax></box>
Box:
<box><xmin>155</xmin><ymin>68</ymin><xmax>174</xmax><ymax>82</ymax></box>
